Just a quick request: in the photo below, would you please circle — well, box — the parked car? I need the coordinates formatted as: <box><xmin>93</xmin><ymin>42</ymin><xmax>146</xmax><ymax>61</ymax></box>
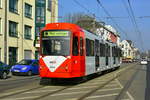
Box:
<box><xmin>11</xmin><ymin>59</ymin><xmax>39</xmax><ymax>76</ymax></box>
<box><xmin>0</xmin><ymin>61</ymin><xmax>10</xmax><ymax>79</ymax></box>
<box><xmin>140</xmin><ymin>59</ymin><xmax>148</xmax><ymax>65</ymax></box>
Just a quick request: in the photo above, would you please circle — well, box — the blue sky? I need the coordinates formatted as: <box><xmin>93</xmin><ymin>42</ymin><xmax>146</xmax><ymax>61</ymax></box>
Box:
<box><xmin>58</xmin><ymin>0</ymin><xmax>150</xmax><ymax>51</ymax></box>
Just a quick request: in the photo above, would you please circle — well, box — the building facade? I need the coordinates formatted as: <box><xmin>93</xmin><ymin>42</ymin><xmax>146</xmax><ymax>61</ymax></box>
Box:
<box><xmin>96</xmin><ymin>25</ymin><xmax>120</xmax><ymax>46</ymax></box>
<box><xmin>0</xmin><ymin>0</ymin><xmax>58</xmax><ymax>64</ymax></box>
<box><xmin>121</xmin><ymin>40</ymin><xmax>134</xmax><ymax>60</ymax></box>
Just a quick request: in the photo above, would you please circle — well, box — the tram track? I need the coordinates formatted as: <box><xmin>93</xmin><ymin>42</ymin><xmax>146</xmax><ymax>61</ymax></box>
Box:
<box><xmin>0</xmin><ymin>63</ymin><xmax>137</xmax><ymax>100</ymax></box>
<box><xmin>76</xmin><ymin>63</ymin><xmax>137</xmax><ymax>100</ymax></box>
<box><xmin>0</xmin><ymin>85</ymin><xmax>44</xmax><ymax>99</ymax></box>
<box><xmin>115</xmin><ymin>66</ymin><xmax>139</xmax><ymax>100</ymax></box>
<box><xmin>0</xmin><ymin>76</ymin><xmax>40</xmax><ymax>92</ymax></box>
<box><xmin>32</xmin><ymin>86</ymin><xmax>72</xmax><ymax>100</ymax></box>
<box><xmin>29</xmin><ymin>63</ymin><xmax>137</xmax><ymax>100</ymax></box>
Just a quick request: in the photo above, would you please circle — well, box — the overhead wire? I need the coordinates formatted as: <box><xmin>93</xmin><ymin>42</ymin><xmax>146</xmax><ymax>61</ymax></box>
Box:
<box><xmin>123</xmin><ymin>0</ymin><xmax>145</xmax><ymax>51</ymax></box>
<box><xmin>73</xmin><ymin>0</ymin><xmax>128</xmax><ymax>40</ymax></box>
<box><xmin>96</xmin><ymin>0</ymin><xmax>129</xmax><ymax>39</ymax></box>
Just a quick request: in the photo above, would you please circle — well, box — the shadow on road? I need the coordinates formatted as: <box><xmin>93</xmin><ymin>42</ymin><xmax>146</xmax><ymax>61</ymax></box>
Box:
<box><xmin>145</xmin><ymin>62</ymin><xmax>150</xmax><ymax>100</ymax></box>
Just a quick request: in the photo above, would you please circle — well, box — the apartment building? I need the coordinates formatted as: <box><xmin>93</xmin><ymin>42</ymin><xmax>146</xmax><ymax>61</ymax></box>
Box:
<box><xmin>121</xmin><ymin>40</ymin><xmax>134</xmax><ymax>60</ymax></box>
<box><xmin>0</xmin><ymin>0</ymin><xmax>58</xmax><ymax>65</ymax></box>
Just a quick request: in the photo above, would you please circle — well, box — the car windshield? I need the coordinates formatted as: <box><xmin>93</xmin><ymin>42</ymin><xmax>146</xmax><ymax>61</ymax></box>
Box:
<box><xmin>18</xmin><ymin>60</ymin><xmax>32</xmax><ymax>65</ymax></box>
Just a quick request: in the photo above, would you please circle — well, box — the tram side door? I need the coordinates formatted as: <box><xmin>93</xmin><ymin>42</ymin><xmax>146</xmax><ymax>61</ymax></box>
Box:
<box><xmin>95</xmin><ymin>39</ymin><xmax>100</xmax><ymax>71</ymax></box>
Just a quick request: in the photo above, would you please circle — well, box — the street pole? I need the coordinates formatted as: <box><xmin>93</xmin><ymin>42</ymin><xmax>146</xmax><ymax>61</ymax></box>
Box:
<box><xmin>4</xmin><ymin>0</ymin><xmax>8</xmax><ymax>64</ymax></box>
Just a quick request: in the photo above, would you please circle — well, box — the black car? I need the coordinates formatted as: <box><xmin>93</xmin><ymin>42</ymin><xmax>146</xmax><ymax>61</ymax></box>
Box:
<box><xmin>0</xmin><ymin>61</ymin><xmax>10</xmax><ymax>79</ymax></box>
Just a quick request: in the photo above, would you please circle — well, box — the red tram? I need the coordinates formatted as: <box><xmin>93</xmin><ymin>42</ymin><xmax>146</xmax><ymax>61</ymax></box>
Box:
<box><xmin>39</xmin><ymin>23</ymin><xmax>121</xmax><ymax>83</ymax></box>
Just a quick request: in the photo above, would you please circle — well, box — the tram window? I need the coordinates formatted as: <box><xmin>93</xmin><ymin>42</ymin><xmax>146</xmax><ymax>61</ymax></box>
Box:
<box><xmin>91</xmin><ymin>40</ymin><xmax>94</xmax><ymax>56</ymax></box>
<box><xmin>86</xmin><ymin>39</ymin><xmax>90</xmax><ymax>56</ymax></box>
<box><xmin>73</xmin><ymin>36</ymin><xmax>79</xmax><ymax>56</ymax></box>
<box><xmin>86</xmin><ymin>39</ymin><xmax>94</xmax><ymax>56</ymax></box>
<box><xmin>106</xmin><ymin>44</ymin><xmax>110</xmax><ymax>57</ymax></box>
<box><xmin>80</xmin><ymin>37</ymin><xmax>84</xmax><ymax>56</ymax></box>
<box><xmin>100</xmin><ymin>43</ymin><xmax>105</xmax><ymax>57</ymax></box>
<box><xmin>95</xmin><ymin>39</ymin><xmax>100</xmax><ymax>56</ymax></box>
<box><xmin>112</xmin><ymin>47</ymin><xmax>115</xmax><ymax>57</ymax></box>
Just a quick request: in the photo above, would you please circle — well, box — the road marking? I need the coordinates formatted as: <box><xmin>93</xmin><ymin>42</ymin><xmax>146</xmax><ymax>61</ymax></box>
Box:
<box><xmin>116</xmin><ymin>79</ymin><xmax>134</xmax><ymax>100</ymax></box>
<box><xmin>116</xmin><ymin>79</ymin><xmax>123</xmax><ymax>88</ymax></box>
<box><xmin>68</xmin><ymin>86</ymin><xmax>98</xmax><ymax>90</ymax></box>
<box><xmin>51</xmin><ymin>91</ymin><xmax>89</xmax><ymax>96</ymax></box>
<box><xmin>97</xmin><ymin>87</ymin><xmax>122</xmax><ymax>92</ymax></box>
<box><xmin>127</xmin><ymin>91</ymin><xmax>134</xmax><ymax>100</ymax></box>
<box><xmin>86</xmin><ymin>93</ymin><xmax>119</xmax><ymax>99</ymax></box>
<box><xmin>1</xmin><ymin>96</ymin><xmax>39</xmax><ymax>100</ymax></box>
<box><xmin>88</xmin><ymin>80</ymin><xmax>116</xmax><ymax>83</ymax></box>
<box><xmin>24</xmin><ymin>89</ymin><xmax>60</xmax><ymax>93</ymax></box>
<box><xmin>42</xmin><ymin>86</ymin><xmax>63</xmax><ymax>89</ymax></box>
<box><xmin>103</xmin><ymin>84</ymin><xmax>119</xmax><ymax>87</ymax></box>
<box><xmin>79</xmin><ymin>81</ymin><xmax>116</xmax><ymax>86</ymax></box>
<box><xmin>68</xmin><ymin>84</ymin><xmax>118</xmax><ymax>90</ymax></box>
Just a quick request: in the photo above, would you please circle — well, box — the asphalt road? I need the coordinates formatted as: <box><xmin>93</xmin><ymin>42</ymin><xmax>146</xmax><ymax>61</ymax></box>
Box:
<box><xmin>0</xmin><ymin>63</ymin><xmax>149</xmax><ymax>100</ymax></box>
<box><xmin>118</xmin><ymin>62</ymin><xmax>148</xmax><ymax>100</ymax></box>
<box><xmin>0</xmin><ymin>75</ymin><xmax>40</xmax><ymax>92</ymax></box>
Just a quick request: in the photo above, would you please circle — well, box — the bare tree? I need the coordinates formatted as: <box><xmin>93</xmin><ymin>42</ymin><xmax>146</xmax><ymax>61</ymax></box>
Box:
<box><xmin>63</xmin><ymin>13</ymin><xmax>102</xmax><ymax>33</ymax></box>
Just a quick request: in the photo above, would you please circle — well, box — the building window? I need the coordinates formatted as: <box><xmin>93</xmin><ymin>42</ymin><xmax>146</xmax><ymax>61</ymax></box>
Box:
<box><xmin>0</xmin><ymin>0</ymin><xmax>2</xmax><ymax>8</ymax></box>
<box><xmin>36</xmin><ymin>7</ymin><xmax>45</xmax><ymax>24</ymax></box>
<box><xmin>36</xmin><ymin>0</ymin><xmax>45</xmax><ymax>4</ymax></box>
<box><xmin>47</xmin><ymin>0</ymin><xmax>52</xmax><ymax>11</ymax></box>
<box><xmin>9</xmin><ymin>21</ymin><xmax>18</xmax><ymax>37</ymax></box>
<box><xmin>0</xmin><ymin>18</ymin><xmax>2</xmax><ymax>34</ymax></box>
<box><xmin>35</xmin><ymin>51</ymin><xmax>39</xmax><ymax>59</ymax></box>
<box><xmin>24</xmin><ymin>50</ymin><xmax>32</xmax><ymax>59</ymax></box>
<box><xmin>9</xmin><ymin>47</ymin><xmax>17</xmax><ymax>65</ymax></box>
<box><xmin>9</xmin><ymin>0</ymin><xmax>18</xmax><ymax>13</ymax></box>
<box><xmin>25</xmin><ymin>3</ymin><xmax>32</xmax><ymax>18</ymax></box>
<box><xmin>35</xmin><ymin>27</ymin><xmax>43</xmax><ymax>36</ymax></box>
<box><xmin>24</xmin><ymin>25</ymin><xmax>32</xmax><ymax>39</ymax></box>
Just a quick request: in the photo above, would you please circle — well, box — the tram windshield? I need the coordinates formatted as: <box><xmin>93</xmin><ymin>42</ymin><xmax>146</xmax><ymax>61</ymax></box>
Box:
<box><xmin>41</xmin><ymin>30</ymin><xmax>70</xmax><ymax>56</ymax></box>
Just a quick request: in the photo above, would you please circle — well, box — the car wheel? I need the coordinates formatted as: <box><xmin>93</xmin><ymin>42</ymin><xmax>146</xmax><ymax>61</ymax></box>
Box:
<box><xmin>2</xmin><ymin>72</ymin><xmax>7</xmax><ymax>79</ymax></box>
<box><xmin>27</xmin><ymin>71</ymin><xmax>32</xmax><ymax>76</ymax></box>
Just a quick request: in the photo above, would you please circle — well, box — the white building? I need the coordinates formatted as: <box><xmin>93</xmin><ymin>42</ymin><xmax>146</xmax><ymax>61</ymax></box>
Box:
<box><xmin>96</xmin><ymin>25</ymin><xmax>120</xmax><ymax>46</ymax></box>
<box><xmin>121</xmin><ymin>40</ymin><xmax>134</xmax><ymax>60</ymax></box>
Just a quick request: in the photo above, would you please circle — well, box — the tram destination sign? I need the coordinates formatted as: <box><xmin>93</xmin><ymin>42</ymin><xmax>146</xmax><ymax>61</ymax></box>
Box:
<box><xmin>43</xmin><ymin>31</ymin><xmax>69</xmax><ymax>37</ymax></box>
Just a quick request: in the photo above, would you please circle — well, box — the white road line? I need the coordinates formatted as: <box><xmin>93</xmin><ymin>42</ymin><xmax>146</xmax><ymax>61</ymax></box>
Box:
<box><xmin>68</xmin><ymin>84</ymin><xmax>118</xmax><ymax>90</ymax></box>
<box><xmin>86</xmin><ymin>93</ymin><xmax>119</xmax><ymax>99</ymax></box>
<box><xmin>51</xmin><ymin>91</ymin><xmax>89</xmax><ymax>96</ymax></box>
<box><xmin>42</xmin><ymin>86</ymin><xmax>63</xmax><ymax>89</ymax></box>
<box><xmin>116</xmin><ymin>79</ymin><xmax>123</xmax><ymax>88</ymax></box>
<box><xmin>68</xmin><ymin>86</ymin><xmax>98</xmax><ymax>90</ymax></box>
<box><xmin>79</xmin><ymin>81</ymin><xmax>116</xmax><ymax>86</ymax></box>
<box><xmin>1</xmin><ymin>96</ymin><xmax>39</xmax><ymax>100</ymax></box>
<box><xmin>116</xmin><ymin>79</ymin><xmax>134</xmax><ymax>100</ymax></box>
<box><xmin>24</xmin><ymin>89</ymin><xmax>59</xmax><ymax>93</ymax></box>
<box><xmin>127</xmin><ymin>91</ymin><xmax>134</xmax><ymax>100</ymax></box>
<box><xmin>97</xmin><ymin>87</ymin><xmax>122</xmax><ymax>92</ymax></box>
<box><xmin>103</xmin><ymin>84</ymin><xmax>119</xmax><ymax>87</ymax></box>
<box><xmin>88</xmin><ymin>80</ymin><xmax>116</xmax><ymax>83</ymax></box>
